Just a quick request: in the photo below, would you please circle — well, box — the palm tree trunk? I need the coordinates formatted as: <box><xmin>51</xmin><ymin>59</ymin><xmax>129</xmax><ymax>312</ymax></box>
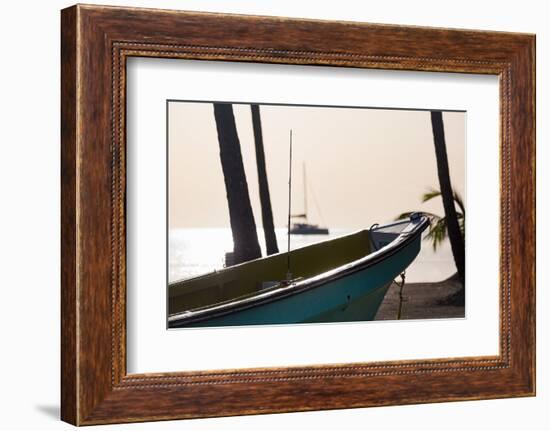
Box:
<box><xmin>213</xmin><ymin>103</ymin><xmax>262</xmax><ymax>264</ymax></box>
<box><xmin>250</xmin><ymin>104</ymin><xmax>279</xmax><ymax>255</ymax></box>
<box><xmin>430</xmin><ymin>111</ymin><xmax>466</xmax><ymax>290</ymax></box>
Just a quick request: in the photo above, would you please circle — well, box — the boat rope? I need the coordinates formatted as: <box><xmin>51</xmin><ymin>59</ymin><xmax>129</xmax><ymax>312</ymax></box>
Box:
<box><xmin>395</xmin><ymin>271</ymin><xmax>407</xmax><ymax>320</ymax></box>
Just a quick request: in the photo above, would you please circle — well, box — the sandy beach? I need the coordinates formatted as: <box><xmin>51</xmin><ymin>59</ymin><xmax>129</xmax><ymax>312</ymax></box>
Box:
<box><xmin>375</xmin><ymin>275</ymin><xmax>465</xmax><ymax>321</ymax></box>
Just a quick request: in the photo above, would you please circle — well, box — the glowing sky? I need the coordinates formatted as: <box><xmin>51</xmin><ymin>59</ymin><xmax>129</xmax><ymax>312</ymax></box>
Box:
<box><xmin>168</xmin><ymin>102</ymin><xmax>465</xmax><ymax>230</ymax></box>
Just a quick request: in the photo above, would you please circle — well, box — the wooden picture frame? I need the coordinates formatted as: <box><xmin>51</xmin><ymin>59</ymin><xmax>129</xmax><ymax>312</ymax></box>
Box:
<box><xmin>61</xmin><ymin>4</ymin><xmax>535</xmax><ymax>425</ymax></box>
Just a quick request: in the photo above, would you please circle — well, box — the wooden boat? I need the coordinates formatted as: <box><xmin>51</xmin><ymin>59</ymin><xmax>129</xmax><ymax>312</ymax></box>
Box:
<box><xmin>168</xmin><ymin>213</ymin><xmax>429</xmax><ymax>328</ymax></box>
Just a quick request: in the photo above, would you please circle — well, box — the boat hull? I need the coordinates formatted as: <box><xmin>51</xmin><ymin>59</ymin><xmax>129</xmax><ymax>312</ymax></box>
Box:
<box><xmin>170</xmin><ymin>232</ymin><xmax>421</xmax><ymax>328</ymax></box>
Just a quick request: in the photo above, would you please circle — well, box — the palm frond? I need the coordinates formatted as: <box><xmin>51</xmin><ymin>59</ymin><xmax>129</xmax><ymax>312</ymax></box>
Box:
<box><xmin>453</xmin><ymin>191</ymin><xmax>466</xmax><ymax>217</ymax></box>
<box><xmin>395</xmin><ymin>186</ymin><xmax>466</xmax><ymax>251</ymax></box>
<box><xmin>422</xmin><ymin>187</ymin><xmax>465</xmax><ymax>218</ymax></box>
<box><xmin>394</xmin><ymin>211</ymin><xmax>416</xmax><ymax>221</ymax></box>
<box><xmin>421</xmin><ymin>188</ymin><xmax>442</xmax><ymax>203</ymax></box>
<box><xmin>425</xmin><ymin>217</ymin><xmax>448</xmax><ymax>251</ymax></box>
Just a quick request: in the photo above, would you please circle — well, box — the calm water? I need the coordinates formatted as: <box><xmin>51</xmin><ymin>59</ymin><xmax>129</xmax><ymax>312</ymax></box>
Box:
<box><xmin>169</xmin><ymin>227</ymin><xmax>456</xmax><ymax>284</ymax></box>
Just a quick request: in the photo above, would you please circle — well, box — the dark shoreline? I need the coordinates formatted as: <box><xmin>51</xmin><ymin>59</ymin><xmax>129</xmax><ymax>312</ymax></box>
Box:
<box><xmin>375</xmin><ymin>275</ymin><xmax>465</xmax><ymax>321</ymax></box>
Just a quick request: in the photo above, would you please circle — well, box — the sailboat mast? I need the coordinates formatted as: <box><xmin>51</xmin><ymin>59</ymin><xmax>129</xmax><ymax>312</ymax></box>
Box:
<box><xmin>286</xmin><ymin>130</ymin><xmax>293</xmax><ymax>281</ymax></box>
<box><xmin>303</xmin><ymin>163</ymin><xmax>307</xmax><ymax>222</ymax></box>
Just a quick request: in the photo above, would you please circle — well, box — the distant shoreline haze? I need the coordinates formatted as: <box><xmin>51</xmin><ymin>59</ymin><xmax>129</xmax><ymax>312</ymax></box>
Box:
<box><xmin>168</xmin><ymin>103</ymin><xmax>465</xmax><ymax>231</ymax></box>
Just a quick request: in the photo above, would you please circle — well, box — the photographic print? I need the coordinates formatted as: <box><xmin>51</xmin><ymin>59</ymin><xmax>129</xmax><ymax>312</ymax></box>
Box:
<box><xmin>167</xmin><ymin>101</ymin><xmax>466</xmax><ymax>328</ymax></box>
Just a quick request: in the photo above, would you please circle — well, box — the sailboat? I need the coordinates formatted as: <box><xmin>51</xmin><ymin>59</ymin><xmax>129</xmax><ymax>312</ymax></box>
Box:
<box><xmin>289</xmin><ymin>163</ymin><xmax>329</xmax><ymax>235</ymax></box>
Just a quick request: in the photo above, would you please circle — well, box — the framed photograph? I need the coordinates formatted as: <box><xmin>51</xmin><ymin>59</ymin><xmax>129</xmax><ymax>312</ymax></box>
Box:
<box><xmin>61</xmin><ymin>4</ymin><xmax>535</xmax><ymax>425</ymax></box>
<box><xmin>165</xmin><ymin>101</ymin><xmax>461</xmax><ymax>329</ymax></box>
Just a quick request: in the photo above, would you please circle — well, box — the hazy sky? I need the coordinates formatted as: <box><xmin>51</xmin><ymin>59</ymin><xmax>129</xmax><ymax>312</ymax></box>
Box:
<box><xmin>168</xmin><ymin>102</ymin><xmax>465</xmax><ymax>230</ymax></box>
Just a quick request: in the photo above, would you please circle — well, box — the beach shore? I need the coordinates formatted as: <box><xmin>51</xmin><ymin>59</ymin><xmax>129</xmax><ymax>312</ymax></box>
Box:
<box><xmin>375</xmin><ymin>275</ymin><xmax>465</xmax><ymax>321</ymax></box>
